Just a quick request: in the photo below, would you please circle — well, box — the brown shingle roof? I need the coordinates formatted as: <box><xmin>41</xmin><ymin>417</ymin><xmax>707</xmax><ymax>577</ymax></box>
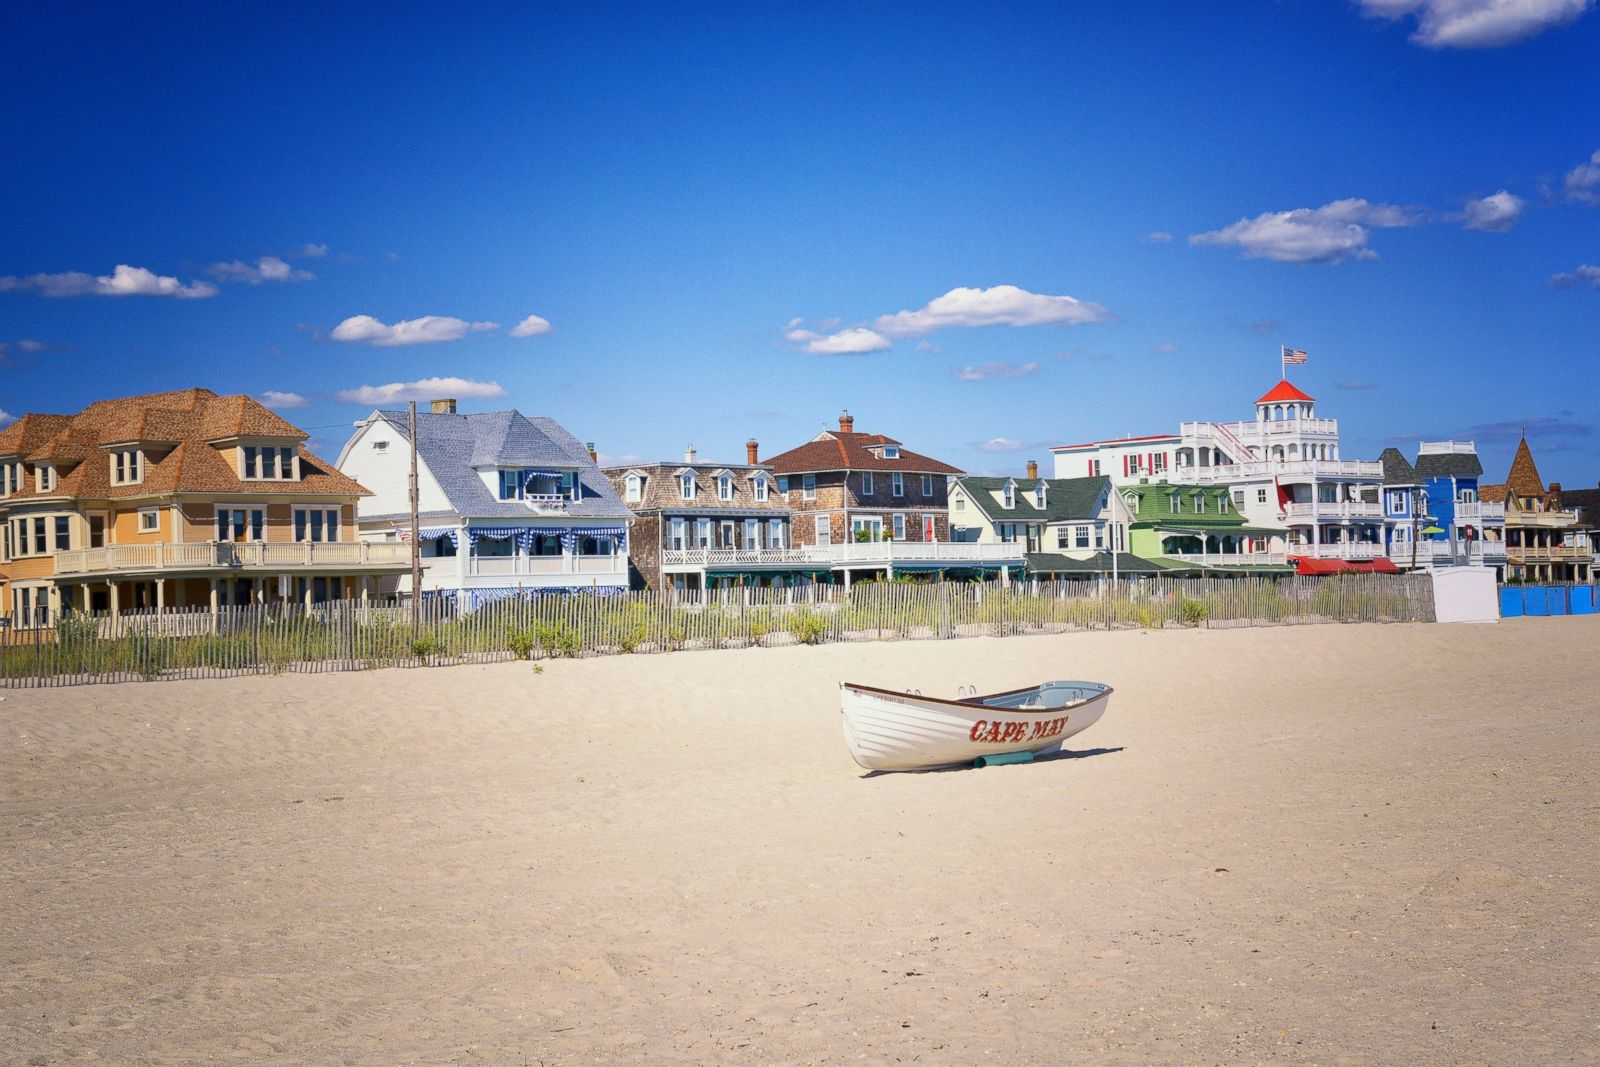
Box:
<box><xmin>1480</xmin><ymin>483</ymin><xmax>1509</xmax><ymax>504</ymax></box>
<box><xmin>764</xmin><ymin>430</ymin><xmax>962</xmax><ymax>476</ymax></box>
<box><xmin>1503</xmin><ymin>437</ymin><xmax>1545</xmax><ymax>497</ymax></box>
<box><xmin>0</xmin><ymin>389</ymin><xmax>365</xmax><ymax>502</ymax></box>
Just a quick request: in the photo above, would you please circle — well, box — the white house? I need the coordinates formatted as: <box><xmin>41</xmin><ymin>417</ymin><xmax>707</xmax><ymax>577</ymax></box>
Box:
<box><xmin>336</xmin><ymin>400</ymin><xmax>631</xmax><ymax>608</ymax></box>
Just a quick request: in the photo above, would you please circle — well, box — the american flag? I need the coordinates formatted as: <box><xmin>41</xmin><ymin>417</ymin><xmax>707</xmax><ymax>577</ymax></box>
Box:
<box><xmin>1281</xmin><ymin>346</ymin><xmax>1308</xmax><ymax>365</ymax></box>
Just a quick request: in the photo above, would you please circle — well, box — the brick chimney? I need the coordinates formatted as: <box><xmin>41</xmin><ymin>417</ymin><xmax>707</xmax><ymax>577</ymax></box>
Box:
<box><xmin>838</xmin><ymin>410</ymin><xmax>854</xmax><ymax>434</ymax></box>
<box><xmin>746</xmin><ymin>439</ymin><xmax>759</xmax><ymax>465</ymax></box>
<box><xmin>684</xmin><ymin>444</ymin><xmax>697</xmax><ymax>464</ymax></box>
<box><xmin>1026</xmin><ymin>460</ymin><xmax>1039</xmax><ymax>479</ymax></box>
<box><xmin>430</xmin><ymin>398</ymin><xmax>457</xmax><ymax>414</ymax></box>
<box><xmin>586</xmin><ymin>441</ymin><xmax>598</xmax><ymax>463</ymax></box>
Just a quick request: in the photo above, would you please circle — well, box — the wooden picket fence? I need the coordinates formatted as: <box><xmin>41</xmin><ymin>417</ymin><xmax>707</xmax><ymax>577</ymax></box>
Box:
<box><xmin>0</xmin><ymin>573</ymin><xmax>1435</xmax><ymax>688</ymax></box>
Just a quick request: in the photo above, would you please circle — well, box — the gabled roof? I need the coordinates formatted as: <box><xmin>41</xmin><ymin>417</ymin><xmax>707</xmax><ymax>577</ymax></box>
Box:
<box><xmin>1415</xmin><ymin>450</ymin><xmax>1482</xmax><ymax>479</ymax></box>
<box><xmin>1256</xmin><ymin>379</ymin><xmax>1315</xmax><ymax>404</ymax></box>
<box><xmin>765</xmin><ymin>429</ymin><xmax>961</xmax><ymax>476</ymax></box>
<box><xmin>0</xmin><ymin>390</ymin><xmax>365</xmax><ymax>501</ymax></box>
<box><xmin>1378</xmin><ymin>447</ymin><xmax>1418</xmax><ymax>485</ymax></box>
<box><xmin>1120</xmin><ymin>481</ymin><xmax>1249</xmax><ymax>529</ymax></box>
<box><xmin>953</xmin><ymin>475</ymin><xmax>1109</xmax><ymax>524</ymax></box>
<box><xmin>1503</xmin><ymin>437</ymin><xmax>1545</xmax><ymax>497</ymax></box>
<box><xmin>372</xmin><ymin>409</ymin><xmax>628</xmax><ymax>520</ymax></box>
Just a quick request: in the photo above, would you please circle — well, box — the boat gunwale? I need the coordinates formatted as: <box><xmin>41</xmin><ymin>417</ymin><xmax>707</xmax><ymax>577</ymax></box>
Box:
<box><xmin>841</xmin><ymin>679</ymin><xmax>1114</xmax><ymax>714</ymax></box>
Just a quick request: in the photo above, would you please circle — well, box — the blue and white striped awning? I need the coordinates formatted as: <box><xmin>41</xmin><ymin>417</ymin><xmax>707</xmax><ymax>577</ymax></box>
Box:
<box><xmin>462</xmin><ymin>585</ymin><xmax>625</xmax><ymax>612</ymax></box>
<box><xmin>468</xmin><ymin>526</ymin><xmax>527</xmax><ymax>540</ymax></box>
<box><xmin>397</xmin><ymin>525</ymin><xmax>460</xmax><ymax>543</ymax></box>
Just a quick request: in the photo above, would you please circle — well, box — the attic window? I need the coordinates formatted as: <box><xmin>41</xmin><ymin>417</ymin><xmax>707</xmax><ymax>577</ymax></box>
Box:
<box><xmin>625</xmin><ymin>473</ymin><xmax>643</xmax><ymax>503</ymax></box>
<box><xmin>1194</xmin><ymin>493</ymin><xmax>1206</xmax><ymax>514</ymax></box>
<box><xmin>882</xmin><ymin>446</ymin><xmax>900</xmax><ymax>460</ymax></box>
<box><xmin>110</xmin><ymin>449</ymin><xmax>143</xmax><ymax>486</ymax></box>
<box><xmin>1170</xmin><ymin>492</ymin><xmax>1181</xmax><ymax>512</ymax></box>
<box><xmin>1002</xmin><ymin>481</ymin><xmax>1015</xmax><ymax>509</ymax></box>
<box><xmin>243</xmin><ymin>445</ymin><xmax>297</xmax><ymax>481</ymax></box>
<box><xmin>372</xmin><ymin>440</ymin><xmax>389</xmax><ymax>452</ymax></box>
<box><xmin>752</xmin><ymin>475</ymin><xmax>768</xmax><ymax>502</ymax></box>
<box><xmin>36</xmin><ymin>464</ymin><xmax>56</xmax><ymax>493</ymax></box>
<box><xmin>717</xmin><ymin>473</ymin><xmax>733</xmax><ymax>501</ymax></box>
<box><xmin>1035</xmin><ymin>484</ymin><xmax>1046</xmax><ymax>508</ymax></box>
<box><xmin>680</xmin><ymin>472</ymin><xmax>696</xmax><ymax>500</ymax></box>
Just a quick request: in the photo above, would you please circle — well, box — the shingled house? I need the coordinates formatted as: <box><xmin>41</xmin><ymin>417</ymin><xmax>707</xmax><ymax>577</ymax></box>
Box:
<box><xmin>0</xmin><ymin>388</ymin><xmax>407</xmax><ymax>624</ymax></box>
<box><xmin>337</xmin><ymin>401</ymin><xmax>632</xmax><ymax>608</ymax></box>
<box><xmin>1480</xmin><ymin>436</ymin><xmax>1592</xmax><ymax>582</ymax></box>
<box><xmin>947</xmin><ymin>467</ymin><xmax>1144</xmax><ymax>577</ymax></box>
<box><xmin>763</xmin><ymin>411</ymin><xmax>1018</xmax><ymax>581</ymax></box>
<box><xmin>603</xmin><ymin>441</ymin><xmax>799</xmax><ymax>591</ymax></box>
<box><xmin>1413</xmin><ymin>440</ymin><xmax>1508</xmax><ymax>571</ymax></box>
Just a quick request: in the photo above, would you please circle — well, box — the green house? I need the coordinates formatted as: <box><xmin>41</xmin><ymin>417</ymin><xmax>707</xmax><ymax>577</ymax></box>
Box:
<box><xmin>1117</xmin><ymin>482</ymin><xmax>1291</xmax><ymax>574</ymax></box>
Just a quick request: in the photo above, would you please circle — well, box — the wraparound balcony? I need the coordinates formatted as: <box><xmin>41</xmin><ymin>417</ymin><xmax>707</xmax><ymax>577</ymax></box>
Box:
<box><xmin>1288</xmin><ymin>543</ymin><xmax>1385</xmax><ymax>560</ymax></box>
<box><xmin>1507</xmin><ymin>544</ymin><xmax>1592</xmax><ymax>562</ymax></box>
<box><xmin>1183</xmin><ymin>459</ymin><xmax>1383</xmax><ymax>484</ymax></box>
<box><xmin>660</xmin><ymin>542</ymin><xmax>1026</xmax><ymax>569</ymax></box>
<box><xmin>1166</xmin><ymin>551</ymin><xmax>1288</xmax><ymax>566</ymax></box>
<box><xmin>1285</xmin><ymin>501</ymin><xmax>1384</xmax><ymax>519</ymax></box>
<box><xmin>53</xmin><ymin>541</ymin><xmax>412</xmax><ymax>577</ymax></box>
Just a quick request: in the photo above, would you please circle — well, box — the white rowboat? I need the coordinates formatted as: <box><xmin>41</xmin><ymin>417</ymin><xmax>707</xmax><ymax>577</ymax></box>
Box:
<box><xmin>841</xmin><ymin>680</ymin><xmax>1113</xmax><ymax>772</ymax></box>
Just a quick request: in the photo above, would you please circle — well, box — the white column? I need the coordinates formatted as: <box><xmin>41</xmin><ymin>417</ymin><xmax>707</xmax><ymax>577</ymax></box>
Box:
<box><xmin>155</xmin><ymin>579</ymin><xmax>165</xmax><ymax>611</ymax></box>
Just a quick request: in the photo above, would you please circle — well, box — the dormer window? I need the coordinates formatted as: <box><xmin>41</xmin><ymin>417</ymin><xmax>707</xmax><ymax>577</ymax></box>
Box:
<box><xmin>111</xmin><ymin>449</ymin><xmax>143</xmax><ymax>486</ymax></box>
<box><xmin>625</xmin><ymin>473</ymin><xmax>644</xmax><ymax>503</ymax></box>
<box><xmin>1170</xmin><ymin>492</ymin><xmax>1182</xmax><ymax>512</ymax></box>
<box><xmin>717</xmin><ymin>472</ymin><xmax>733</xmax><ymax>501</ymax></box>
<box><xmin>1035</xmin><ymin>483</ymin><xmax>1047</xmax><ymax>508</ymax></box>
<box><xmin>36</xmin><ymin>464</ymin><xmax>56</xmax><ymax>493</ymax></box>
<box><xmin>242</xmin><ymin>445</ymin><xmax>296</xmax><ymax>481</ymax></box>
<box><xmin>1194</xmin><ymin>493</ymin><xmax>1206</xmax><ymax>514</ymax></box>
<box><xmin>1219</xmin><ymin>494</ymin><xmax>1230</xmax><ymax>514</ymax></box>
<box><xmin>882</xmin><ymin>445</ymin><xmax>900</xmax><ymax>460</ymax></box>
<box><xmin>1</xmin><ymin>461</ymin><xmax>19</xmax><ymax>497</ymax></box>
<box><xmin>752</xmin><ymin>475</ymin><xmax>769</xmax><ymax>502</ymax></box>
<box><xmin>680</xmin><ymin>472</ymin><xmax>696</xmax><ymax>500</ymax></box>
<box><xmin>1002</xmin><ymin>480</ymin><xmax>1015</xmax><ymax>509</ymax></box>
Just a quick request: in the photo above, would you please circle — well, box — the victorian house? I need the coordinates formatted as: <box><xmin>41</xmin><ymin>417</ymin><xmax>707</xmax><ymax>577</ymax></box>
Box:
<box><xmin>337</xmin><ymin>400</ymin><xmax>631</xmax><ymax>609</ymax></box>
<box><xmin>1412</xmin><ymin>441</ymin><xmax>1508</xmax><ymax>572</ymax></box>
<box><xmin>947</xmin><ymin>464</ymin><xmax>1136</xmax><ymax>578</ymax></box>
<box><xmin>0</xmin><ymin>388</ymin><xmax>407</xmax><ymax>625</ymax></box>
<box><xmin>603</xmin><ymin>442</ymin><xmax>796</xmax><ymax>592</ymax></box>
<box><xmin>1050</xmin><ymin>379</ymin><xmax>1395</xmax><ymax>567</ymax></box>
<box><xmin>1479</xmin><ymin>437</ymin><xmax>1592</xmax><ymax>582</ymax></box>
<box><xmin>763</xmin><ymin>411</ymin><xmax>1017</xmax><ymax>582</ymax></box>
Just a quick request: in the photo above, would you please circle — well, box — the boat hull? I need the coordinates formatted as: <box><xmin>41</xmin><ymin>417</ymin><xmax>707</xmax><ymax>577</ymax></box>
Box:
<box><xmin>841</xmin><ymin>680</ymin><xmax>1112</xmax><ymax>772</ymax></box>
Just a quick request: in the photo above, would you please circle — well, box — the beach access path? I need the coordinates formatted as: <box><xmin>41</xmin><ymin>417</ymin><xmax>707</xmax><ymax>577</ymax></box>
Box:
<box><xmin>3</xmin><ymin>617</ymin><xmax>1596</xmax><ymax>1065</ymax></box>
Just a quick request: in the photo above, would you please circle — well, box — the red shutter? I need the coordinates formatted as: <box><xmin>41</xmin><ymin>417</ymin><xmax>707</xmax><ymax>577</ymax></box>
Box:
<box><xmin>1122</xmin><ymin>454</ymin><xmax>1129</xmax><ymax>476</ymax></box>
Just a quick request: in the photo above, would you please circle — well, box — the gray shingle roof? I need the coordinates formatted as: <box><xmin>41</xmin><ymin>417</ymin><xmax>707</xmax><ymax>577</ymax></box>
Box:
<box><xmin>1378</xmin><ymin>447</ymin><xmax>1418</xmax><ymax>485</ymax></box>
<box><xmin>954</xmin><ymin>475</ymin><xmax>1109</xmax><ymax>524</ymax></box>
<box><xmin>1415</xmin><ymin>451</ymin><xmax>1483</xmax><ymax>479</ymax></box>
<box><xmin>374</xmin><ymin>409</ymin><xmax>630</xmax><ymax>520</ymax></box>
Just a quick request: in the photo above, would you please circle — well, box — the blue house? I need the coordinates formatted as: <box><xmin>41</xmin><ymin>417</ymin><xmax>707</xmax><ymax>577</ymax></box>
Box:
<box><xmin>1412</xmin><ymin>441</ymin><xmax>1507</xmax><ymax>571</ymax></box>
<box><xmin>336</xmin><ymin>399</ymin><xmax>632</xmax><ymax>608</ymax></box>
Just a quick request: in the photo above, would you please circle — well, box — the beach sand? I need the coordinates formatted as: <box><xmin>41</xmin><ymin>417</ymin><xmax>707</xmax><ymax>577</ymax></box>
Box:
<box><xmin>3</xmin><ymin>617</ymin><xmax>1597</xmax><ymax>1065</ymax></box>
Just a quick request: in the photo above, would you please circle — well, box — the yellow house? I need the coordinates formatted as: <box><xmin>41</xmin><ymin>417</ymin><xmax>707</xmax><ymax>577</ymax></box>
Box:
<box><xmin>0</xmin><ymin>388</ymin><xmax>409</xmax><ymax>624</ymax></box>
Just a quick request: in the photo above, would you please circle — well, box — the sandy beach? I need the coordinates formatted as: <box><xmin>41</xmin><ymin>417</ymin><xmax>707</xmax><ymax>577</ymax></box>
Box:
<box><xmin>3</xmin><ymin>617</ymin><xmax>1597</xmax><ymax>1065</ymax></box>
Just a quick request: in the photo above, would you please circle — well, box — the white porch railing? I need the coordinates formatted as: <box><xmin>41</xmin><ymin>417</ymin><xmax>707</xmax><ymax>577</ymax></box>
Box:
<box><xmin>53</xmin><ymin>541</ymin><xmax>411</xmax><ymax>576</ymax></box>
<box><xmin>1287</xmin><ymin>543</ymin><xmax>1385</xmax><ymax>560</ymax></box>
<box><xmin>1284</xmin><ymin>501</ymin><xmax>1384</xmax><ymax>519</ymax></box>
<box><xmin>1165</xmin><ymin>551</ymin><xmax>1288</xmax><ymax>565</ymax></box>
<box><xmin>465</xmin><ymin>554</ymin><xmax>627</xmax><ymax>576</ymax></box>
<box><xmin>1183</xmin><ymin>459</ymin><xmax>1383</xmax><ymax>484</ymax></box>
<box><xmin>663</xmin><ymin>548</ymin><xmax>809</xmax><ymax>567</ymax></box>
<box><xmin>805</xmin><ymin>542</ymin><xmax>1026</xmax><ymax>565</ymax></box>
<box><xmin>1454</xmin><ymin>502</ymin><xmax>1506</xmax><ymax>521</ymax></box>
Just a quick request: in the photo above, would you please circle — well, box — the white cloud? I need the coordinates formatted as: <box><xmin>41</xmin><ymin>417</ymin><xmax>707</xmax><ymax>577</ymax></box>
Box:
<box><xmin>470</xmin><ymin>321</ymin><xmax>499</xmax><ymax>331</ymax></box>
<box><xmin>915</xmin><ymin>339</ymin><xmax>942</xmax><ymax>353</ymax></box>
<box><xmin>259</xmin><ymin>390</ymin><xmax>309</xmax><ymax>409</ymax></box>
<box><xmin>1564</xmin><ymin>148</ymin><xmax>1600</xmax><ymax>204</ymax></box>
<box><xmin>13</xmin><ymin>339</ymin><xmax>51</xmax><ymax>352</ymax></box>
<box><xmin>1460</xmin><ymin>190</ymin><xmax>1525</xmax><ymax>231</ymax></box>
<box><xmin>785</xmin><ymin>326</ymin><xmax>893</xmax><ymax>355</ymax></box>
<box><xmin>330</xmin><ymin>315</ymin><xmax>483</xmax><ymax>346</ymax></box>
<box><xmin>509</xmin><ymin>314</ymin><xmax>552</xmax><ymax>337</ymax></box>
<box><xmin>298</xmin><ymin>243</ymin><xmax>329</xmax><ymax>258</ymax></box>
<box><xmin>1189</xmin><ymin>198</ymin><xmax>1421</xmax><ymax>264</ymax></box>
<box><xmin>955</xmin><ymin>361</ymin><xmax>1039</xmax><ymax>382</ymax></box>
<box><xmin>335</xmin><ymin>376</ymin><xmax>508</xmax><ymax>405</ymax></box>
<box><xmin>597</xmin><ymin>452</ymin><xmax>644</xmax><ymax>468</ymax></box>
<box><xmin>208</xmin><ymin>255</ymin><xmax>315</xmax><ymax>284</ymax></box>
<box><xmin>1144</xmin><ymin>231</ymin><xmax>1174</xmax><ymax>243</ymax></box>
<box><xmin>874</xmin><ymin>285</ymin><xmax>1112</xmax><ymax>336</ymax></box>
<box><xmin>1550</xmin><ymin>264</ymin><xmax>1600</xmax><ymax>288</ymax></box>
<box><xmin>1357</xmin><ymin>0</ymin><xmax>1591</xmax><ymax>48</ymax></box>
<box><xmin>973</xmin><ymin>437</ymin><xmax>1030</xmax><ymax>453</ymax></box>
<box><xmin>0</xmin><ymin>264</ymin><xmax>217</xmax><ymax>298</ymax></box>
<box><xmin>0</xmin><ymin>409</ymin><xmax>14</xmax><ymax>427</ymax></box>
<box><xmin>1152</xmin><ymin>343</ymin><xmax>1180</xmax><ymax>353</ymax></box>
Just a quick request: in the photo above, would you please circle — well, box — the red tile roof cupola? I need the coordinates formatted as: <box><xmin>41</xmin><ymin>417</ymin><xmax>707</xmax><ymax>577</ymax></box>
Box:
<box><xmin>1255</xmin><ymin>379</ymin><xmax>1315</xmax><ymax>405</ymax></box>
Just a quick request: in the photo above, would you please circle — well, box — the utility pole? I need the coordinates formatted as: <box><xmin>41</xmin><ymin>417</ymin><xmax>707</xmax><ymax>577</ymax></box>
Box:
<box><xmin>1409</xmin><ymin>487</ymin><xmax>1424</xmax><ymax>572</ymax></box>
<box><xmin>409</xmin><ymin>401</ymin><xmax>421</xmax><ymax>632</ymax></box>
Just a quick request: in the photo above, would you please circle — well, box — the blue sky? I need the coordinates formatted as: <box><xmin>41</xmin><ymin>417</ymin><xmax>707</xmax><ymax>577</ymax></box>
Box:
<box><xmin>2</xmin><ymin>2</ymin><xmax>1598</xmax><ymax>485</ymax></box>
